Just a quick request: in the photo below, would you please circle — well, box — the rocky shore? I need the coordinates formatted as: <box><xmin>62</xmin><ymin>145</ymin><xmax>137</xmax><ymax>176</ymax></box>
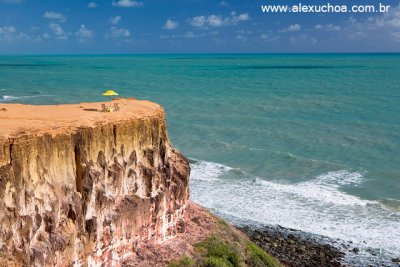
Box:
<box><xmin>240</xmin><ymin>225</ymin><xmax>400</xmax><ymax>267</ymax></box>
<box><xmin>240</xmin><ymin>225</ymin><xmax>345</xmax><ymax>267</ymax></box>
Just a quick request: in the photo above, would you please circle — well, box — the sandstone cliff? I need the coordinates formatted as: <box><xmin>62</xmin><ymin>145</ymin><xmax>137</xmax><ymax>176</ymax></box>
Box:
<box><xmin>0</xmin><ymin>99</ymin><xmax>190</xmax><ymax>266</ymax></box>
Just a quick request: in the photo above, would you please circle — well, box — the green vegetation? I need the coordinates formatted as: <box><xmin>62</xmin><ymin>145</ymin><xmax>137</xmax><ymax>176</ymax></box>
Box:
<box><xmin>245</xmin><ymin>242</ymin><xmax>281</xmax><ymax>267</ymax></box>
<box><xmin>168</xmin><ymin>211</ymin><xmax>281</xmax><ymax>267</ymax></box>
<box><xmin>169</xmin><ymin>256</ymin><xmax>195</xmax><ymax>267</ymax></box>
<box><xmin>201</xmin><ymin>256</ymin><xmax>235</xmax><ymax>267</ymax></box>
<box><xmin>195</xmin><ymin>236</ymin><xmax>240</xmax><ymax>267</ymax></box>
<box><xmin>169</xmin><ymin>235</ymin><xmax>281</xmax><ymax>267</ymax></box>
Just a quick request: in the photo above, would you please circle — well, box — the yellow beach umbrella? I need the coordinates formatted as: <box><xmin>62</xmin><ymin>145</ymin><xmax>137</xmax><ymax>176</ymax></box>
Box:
<box><xmin>101</xmin><ymin>90</ymin><xmax>119</xmax><ymax>112</ymax></box>
<box><xmin>102</xmin><ymin>90</ymin><xmax>118</xmax><ymax>96</ymax></box>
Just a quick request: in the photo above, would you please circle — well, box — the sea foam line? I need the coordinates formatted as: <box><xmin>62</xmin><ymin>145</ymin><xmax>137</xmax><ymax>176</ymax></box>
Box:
<box><xmin>189</xmin><ymin>160</ymin><xmax>400</xmax><ymax>262</ymax></box>
<box><xmin>190</xmin><ymin>159</ymin><xmax>232</xmax><ymax>181</ymax></box>
<box><xmin>1</xmin><ymin>95</ymin><xmax>53</xmax><ymax>102</ymax></box>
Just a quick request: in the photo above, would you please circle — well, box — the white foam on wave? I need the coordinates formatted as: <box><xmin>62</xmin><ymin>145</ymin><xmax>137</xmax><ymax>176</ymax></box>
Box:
<box><xmin>190</xmin><ymin>160</ymin><xmax>232</xmax><ymax>181</ymax></box>
<box><xmin>1</xmin><ymin>95</ymin><xmax>52</xmax><ymax>102</ymax></box>
<box><xmin>254</xmin><ymin>178</ymin><xmax>371</xmax><ymax>207</ymax></box>
<box><xmin>253</xmin><ymin>170</ymin><xmax>370</xmax><ymax>206</ymax></box>
<box><xmin>313</xmin><ymin>170</ymin><xmax>365</xmax><ymax>187</ymax></box>
<box><xmin>190</xmin><ymin>160</ymin><xmax>400</xmax><ymax>261</ymax></box>
<box><xmin>249</xmin><ymin>148</ymin><xmax>265</xmax><ymax>151</ymax></box>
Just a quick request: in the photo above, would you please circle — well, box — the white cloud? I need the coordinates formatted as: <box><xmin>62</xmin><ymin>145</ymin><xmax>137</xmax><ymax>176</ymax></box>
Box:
<box><xmin>344</xmin><ymin>5</ymin><xmax>400</xmax><ymax>43</ymax></box>
<box><xmin>75</xmin><ymin>25</ymin><xmax>94</xmax><ymax>41</ymax></box>
<box><xmin>110</xmin><ymin>16</ymin><xmax>122</xmax><ymax>25</ymax></box>
<box><xmin>234</xmin><ymin>30</ymin><xmax>251</xmax><ymax>41</ymax></box>
<box><xmin>109</xmin><ymin>26</ymin><xmax>130</xmax><ymax>39</ymax></box>
<box><xmin>190</xmin><ymin>16</ymin><xmax>206</xmax><ymax>27</ymax></box>
<box><xmin>44</xmin><ymin>11</ymin><xmax>66</xmax><ymax>22</ymax></box>
<box><xmin>280</xmin><ymin>23</ymin><xmax>301</xmax><ymax>32</ymax></box>
<box><xmin>49</xmin><ymin>23</ymin><xmax>68</xmax><ymax>40</ymax></box>
<box><xmin>289</xmin><ymin>24</ymin><xmax>301</xmax><ymax>31</ymax></box>
<box><xmin>392</xmin><ymin>31</ymin><xmax>400</xmax><ymax>41</ymax></box>
<box><xmin>374</xmin><ymin>5</ymin><xmax>400</xmax><ymax>28</ymax></box>
<box><xmin>0</xmin><ymin>26</ymin><xmax>16</xmax><ymax>34</ymax></box>
<box><xmin>163</xmin><ymin>19</ymin><xmax>179</xmax><ymax>30</ymax></box>
<box><xmin>185</xmin><ymin>31</ymin><xmax>202</xmax><ymax>38</ymax></box>
<box><xmin>87</xmin><ymin>2</ymin><xmax>98</xmax><ymax>8</ymax></box>
<box><xmin>42</xmin><ymin>33</ymin><xmax>50</xmax><ymax>39</ymax></box>
<box><xmin>184</xmin><ymin>31</ymin><xmax>218</xmax><ymax>38</ymax></box>
<box><xmin>260</xmin><ymin>33</ymin><xmax>280</xmax><ymax>43</ymax></box>
<box><xmin>315</xmin><ymin>24</ymin><xmax>341</xmax><ymax>31</ymax></box>
<box><xmin>15</xmin><ymin>32</ymin><xmax>28</xmax><ymax>40</ymax></box>
<box><xmin>231</xmin><ymin>11</ymin><xmax>249</xmax><ymax>23</ymax></box>
<box><xmin>207</xmin><ymin>15</ymin><xmax>224</xmax><ymax>27</ymax></box>
<box><xmin>189</xmin><ymin>11</ymin><xmax>250</xmax><ymax>28</ymax></box>
<box><xmin>107</xmin><ymin>15</ymin><xmax>131</xmax><ymax>40</ymax></box>
<box><xmin>160</xmin><ymin>30</ymin><xmax>219</xmax><ymax>39</ymax></box>
<box><xmin>112</xmin><ymin>0</ymin><xmax>143</xmax><ymax>8</ymax></box>
<box><xmin>220</xmin><ymin>1</ymin><xmax>229</xmax><ymax>6</ymax></box>
<box><xmin>290</xmin><ymin>34</ymin><xmax>317</xmax><ymax>46</ymax></box>
<box><xmin>161</xmin><ymin>30</ymin><xmax>219</xmax><ymax>40</ymax></box>
<box><xmin>236</xmin><ymin>34</ymin><xmax>246</xmax><ymax>41</ymax></box>
<box><xmin>0</xmin><ymin>26</ymin><xmax>16</xmax><ymax>41</ymax></box>
<box><xmin>0</xmin><ymin>26</ymin><xmax>33</xmax><ymax>42</ymax></box>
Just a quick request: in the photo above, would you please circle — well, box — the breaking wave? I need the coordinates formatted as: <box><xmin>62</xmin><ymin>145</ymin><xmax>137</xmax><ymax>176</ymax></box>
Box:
<box><xmin>190</xmin><ymin>160</ymin><xmax>400</xmax><ymax>265</ymax></box>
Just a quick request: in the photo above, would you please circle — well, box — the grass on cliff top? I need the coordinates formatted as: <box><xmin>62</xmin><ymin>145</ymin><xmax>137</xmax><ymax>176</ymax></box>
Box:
<box><xmin>169</xmin><ymin>236</ymin><xmax>281</xmax><ymax>267</ymax></box>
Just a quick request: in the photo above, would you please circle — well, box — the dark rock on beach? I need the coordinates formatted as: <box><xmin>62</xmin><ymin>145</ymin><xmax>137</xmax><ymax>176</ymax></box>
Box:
<box><xmin>392</xmin><ymin>258</ymin><xmax>400</xmax><ymax>263</ymax></box>
<box><xmin>240</xmin><ymin>225</ymin><xmax>345</xmax><ymax>267</ymax></box>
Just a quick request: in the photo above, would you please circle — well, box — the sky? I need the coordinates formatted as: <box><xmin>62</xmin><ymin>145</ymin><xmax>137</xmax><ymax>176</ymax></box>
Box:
<box><xmin>0</xmin><ymin>0</ymin><xmax>399</xmax><ymax>53</ymax></box>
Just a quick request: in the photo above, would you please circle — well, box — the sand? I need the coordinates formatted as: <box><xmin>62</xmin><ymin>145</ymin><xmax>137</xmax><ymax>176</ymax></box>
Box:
<box><xmin>0</xmin><ymin>98</ymin><xmax>163</xmax><ymax>139</ymax></box>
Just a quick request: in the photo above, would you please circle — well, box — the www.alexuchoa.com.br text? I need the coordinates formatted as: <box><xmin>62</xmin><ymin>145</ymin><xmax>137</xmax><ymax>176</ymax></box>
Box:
<box><xmin>261</xmin><ymin>3</ymin><xmax>391</xmax><ymax>13</ymax></box>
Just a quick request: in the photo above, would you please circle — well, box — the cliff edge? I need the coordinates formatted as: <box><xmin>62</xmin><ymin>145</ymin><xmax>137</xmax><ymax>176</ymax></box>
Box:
<box><xmin>0</xmin><ymin>99</ymin><xmax>189</xmax><ymax>266</ymax></box>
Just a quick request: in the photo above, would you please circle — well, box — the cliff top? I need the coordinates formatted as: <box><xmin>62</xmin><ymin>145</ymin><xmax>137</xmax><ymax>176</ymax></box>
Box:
<box><xmin>0</xmin><ymin>98</ymin><xmax>163</xmax><ymax>139</ymax></box>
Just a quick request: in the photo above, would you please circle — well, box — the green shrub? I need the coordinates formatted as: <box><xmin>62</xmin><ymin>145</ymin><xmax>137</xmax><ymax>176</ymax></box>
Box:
<box><xmin>196</xmin><ymin>236</ymin><xmax>240</xmax><ymax>267</ymax></box>
<box><xmin>201</xmin><ymin>256</ymin><xmax>233</xmax><ymax>267</ymax></box>
<box><xmin>169</xmin><ymin>256</ymin><xmax>195</xmax><ymax>267</ymax></box>
<box><xmin>246</xmin><ymin>242</ymin><xmax>281</xmax><ymax>267</ymax></box>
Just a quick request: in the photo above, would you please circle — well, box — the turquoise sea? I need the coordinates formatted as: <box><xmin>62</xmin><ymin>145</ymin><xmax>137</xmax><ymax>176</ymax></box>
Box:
<box><xmin>1</xmin><ymin>54</ymin><xmax>399</xmax><ymax>264</ymax></box>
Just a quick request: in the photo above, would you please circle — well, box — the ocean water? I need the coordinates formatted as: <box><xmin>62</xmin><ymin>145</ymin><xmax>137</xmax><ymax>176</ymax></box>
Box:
<box><xmin>1</xmin><ymin>54</ymin><xmax>399</xmax><ymax>264</ymax></box>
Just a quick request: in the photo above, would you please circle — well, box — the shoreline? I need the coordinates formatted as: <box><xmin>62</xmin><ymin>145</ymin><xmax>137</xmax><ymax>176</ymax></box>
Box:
<box><xmin>239</xmin><ymin>225</ymin><xmax>344</xmax><ymax>267</ymax></box>
<box><xmin>238</xmin><ymin>224</ymin><xmax>399</xmax><ymax>267</ymax></box>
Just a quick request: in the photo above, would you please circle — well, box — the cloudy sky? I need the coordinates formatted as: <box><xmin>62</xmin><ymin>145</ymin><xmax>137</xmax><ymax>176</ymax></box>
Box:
<box><xmin>0</xmin><ymin>0</ymin><xmax>399</xmax><ymax>53</ymax></box>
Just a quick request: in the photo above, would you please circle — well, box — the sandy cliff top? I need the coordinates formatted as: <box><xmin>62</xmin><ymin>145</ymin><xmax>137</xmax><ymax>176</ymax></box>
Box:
<box><xmin>0</xmin><ymin>98</ymin><xmax>163</xmax><ymax>139</ymax></box>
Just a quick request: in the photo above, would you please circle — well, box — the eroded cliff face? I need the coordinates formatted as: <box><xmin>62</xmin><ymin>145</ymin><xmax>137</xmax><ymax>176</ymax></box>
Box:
<box><xmin>0</xmin><ymin>100</ymin><xmax>190</xmax><ymax>266</ymax></box>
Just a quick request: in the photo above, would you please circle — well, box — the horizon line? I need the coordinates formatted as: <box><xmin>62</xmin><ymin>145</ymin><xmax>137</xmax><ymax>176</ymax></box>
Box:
<box><xmin>0</xmin><ymin>52</ymin><xmax>400</xmax><ymax>56</ymax></box>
